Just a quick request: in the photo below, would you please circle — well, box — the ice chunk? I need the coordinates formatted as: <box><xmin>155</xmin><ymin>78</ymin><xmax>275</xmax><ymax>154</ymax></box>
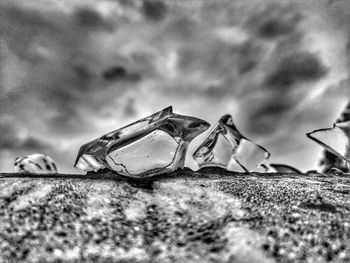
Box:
<box><xmin>307</xmin><ymin>121</ymin><xmax>350</xmax><ymax>170</ymax></box>
<box><xmin>318</xmin><ymin>102</ymin><xmax>350</xmax><ymax>173</ymax></box>
<box><xmin>252</xmin><ymin>163</ymin><xmax>269</xmax><ymax>173</ymax></box>
<box><xmin>269</xmin><ymin>163</ymin><xmax>301</xmax><ymax>173</ymax></box>
<box><xmin>14</xmin><ymin>153</ymin><xmax>57</xmax><ymax>174</ymax></box>
<box><xmin>74</xmin><ymin>106</ymin><xmax>210</xmax><ymax>178</ymax></box>
<box><xmin>193</xmin><ymin>114</ymin><xmax>270</xmax><ymax>172</ymax></box>
<box><xmin>106</xmin><ymin>130</ymin><xmax>178</xmax><ymax>175</ymax></box>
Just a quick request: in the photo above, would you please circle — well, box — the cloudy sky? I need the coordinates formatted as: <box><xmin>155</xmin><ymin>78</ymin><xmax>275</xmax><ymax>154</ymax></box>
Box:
<box><xmin>0</xmin><ymin>0</ymin><xmax>349</xmax><ymax>173</ymax></box>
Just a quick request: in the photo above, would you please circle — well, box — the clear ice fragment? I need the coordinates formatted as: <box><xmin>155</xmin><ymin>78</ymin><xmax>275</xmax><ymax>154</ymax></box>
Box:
<box><xmin>74</xmin><ymin>106</ymin><xmax>210</xmax><ymax>178</ymax></box>
<box><xmin>106</xmin><ymin>130</ymin><xmax>178</xmax><ymax>175</ymax></box>
<box><xmin>318</xmin><ymin>102</ymin><xmax>350</xmax><ymax>173</ymax></box>
<box><xmin>307</xmin><ymin>121</ymin><xmax>350</xmax><ymax>170</ymax></box>
<box><xmin>252</xmin><ymin>163</ymin><xmax>269</xmax><ymax>173</ymax></box>
<box><xmin>14</xmin><ymin>153</ymin><xmax>58</xmax><ymax>174</ymax></box>
<box><xmin>193</xmin><ymin>114</ymin><xmax>270</xmax><ymax>172</ymax></box>
<box><xmin>269</xmin><ymin>163</ymin><xmax>301</xmax><ymax>173</ymax></box>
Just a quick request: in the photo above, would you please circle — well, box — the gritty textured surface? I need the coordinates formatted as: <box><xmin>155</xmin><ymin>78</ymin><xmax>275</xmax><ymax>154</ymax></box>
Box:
<box><xmin>0</xmin><ymin>168</ymin><xmax>350</xmax><ymax>263</ymax></box>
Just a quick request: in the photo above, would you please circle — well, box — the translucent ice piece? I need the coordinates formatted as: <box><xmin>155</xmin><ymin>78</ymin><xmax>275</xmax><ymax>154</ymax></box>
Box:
<box><xmin>318</xmin><ymin>102</ymin><xmax>350</xmax><ymax>173</ymax></box>
<box><xmin>255</xmin><ymin>164</ymin><xmax>269</xmax><ymax>172</ymax></box>
<box><xmin>193</xmin><ymin>114</ymin><xmax>270</xmax><ymax>172</ymax></box>
<box><xmin>106</xmin><ymin>130</ymin><xmax>178</xmax><ymax>175</ymax></box>
<box><xmin>307</xmin><ymin>121</ymin><xmax>350</xmax><ymax>170</ymax></box>
<box><xmin>232</xmin><ymin>138</ymin><xmax>270</xmax><ymax>172</ymax></box>
<box><xmin>269</xmin><ymin>163</ymin><xmax>301</xmax><ymax>173</ymax></box>
<box><xmin>14</xmin><ymin>153</ymin><xmax>58</xmax><ymax>174</ymax></box>
<box><xmin>74</xmin><ymin>106</ymin><xmax>210</xmax><ymax>178</ymax></box>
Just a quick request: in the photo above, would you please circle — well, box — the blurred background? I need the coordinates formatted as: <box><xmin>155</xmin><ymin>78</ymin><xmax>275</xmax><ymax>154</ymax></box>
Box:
<box><xmin>0</xmin><ymin>0</ymin><xmax>349</xmax><ymax>173</ymax></box>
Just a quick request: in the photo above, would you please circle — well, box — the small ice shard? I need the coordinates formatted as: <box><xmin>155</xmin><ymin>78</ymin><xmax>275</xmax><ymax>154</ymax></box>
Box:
<box><xmin>269</xmin><ymin>163</ymin><xmax>301</xmax><ymax>173</ymax></box>
<box><xmin>318</xmin><ymin>102</ymin><xmax>350</xmax><ymax>173</ymax></box>
<box><xmin>74</xmin><ymin>106</ymin><xmax>210</xmax><ymax>178</ymax></box>
<box><xmin>253</xmin><ymin>163</ymin><xmax>269</xmax><ymax>172</ymax></box>
<box><xmin>14</xmin><ymin>153</ymin><xmax>58</xmax><ymax>174</ymax></box>
<box><xmin>193</xmin><ymin>114</ymin><xmax>270</xmax><ymax>172</ymax></box>
<box><xmin>307</xmin><ymin>121</ymin><xmax>350</xmax><ymax>171</ymax></box>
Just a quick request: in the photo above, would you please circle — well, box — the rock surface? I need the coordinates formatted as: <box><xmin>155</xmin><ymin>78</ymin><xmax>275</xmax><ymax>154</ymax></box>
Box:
<box><xmin>0</xmin><ymin>168</ymin><xmax>350</xmax><ymax>262</ymax></box>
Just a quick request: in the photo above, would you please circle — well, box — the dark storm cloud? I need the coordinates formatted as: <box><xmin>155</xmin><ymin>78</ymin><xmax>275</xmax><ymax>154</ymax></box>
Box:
<box><xmin>73</xmin><ymin>7</ymin><xmax>113</xmax><ymax>31</ymax></box>
<box><xmin>254</xmin><ymin>99</ymin><xmax>294</xmax><ymax>117</ymax></box>
<box><xmin>102</xmin><ymin>66</ymin><xmax>141</xmax><ymax>82</ymax></box>
<box><xmin>247</xmin><ymin>4</ymin><xmax>302</xmax><ymax>39</ymax></box>
<box><xmin>244</xmin><ymin>96</ymin><xmax>295</xmax><ymax>135</ymax></box>
<box><xmin>142</xmin><ymin>0</ymin><xmax>168</xmax><ymax>21</ymax></box>
<box><xmin>71</xmin><ymin>64</ymin><xmax>93</xmax><ymax>85</ymax></box>
<box><xmin>22</xmin><ymin>66</ymin><xmax>95</xmax><ymax>134</ymax></box>
<box><xmin>326</xmin><ymin>0</ymin><xmax>350</xmax><ymax>28</ymax></box>
<box><xmin>246</xmin><ymin>51</ymin><xmax>328</xmax><ymax>135</ymax></box>
<box><xmin>0</xmin><ymin>120</ymin><xmax>50</xmax><ymax>151</ymax></box>
<box><xmin>235</xmin><ymin>40</ymin><xmax>263</xmax><ymax>74</ymax></box>
<box><xmin>0</xmin><ymin>5</ymin><xmax>64</xmax><ymax>60</ymax></box>
<box><xmin>0</xmin><ymin>136</ymin><xmax>49</xmax><ymax>152</ymax></box>
<box><xmin>0</xmin><ymin>121</ymin><xmax>19</xmax><ymax>149</ymax></box>
<box><xmin>162</xmin><ymin>16</ymin><xmax>198</xmax><ymax>40</ymax></box>
<box><xmin>0</xmin><ymin>2</ymin><xmax>133</xmax><ymax>135</ymax></box>
<box><xmin>264</xmin><ymin>52</ymin><xmax>328</xmax><ymax>88</ymax></box>
<box><xmin>17</xmin><ymin>137</ymin><xmax>51</xmax><ymax>152</ymax></box>
<box><xmin>103</xmin><ymin>66</ymin><xmax>127</xmax><ymax>80</ymax></box>
<box><xmin>240</xmin><ymin>3</ymin><xmax>329</xmax><ymax>137</ymax></box>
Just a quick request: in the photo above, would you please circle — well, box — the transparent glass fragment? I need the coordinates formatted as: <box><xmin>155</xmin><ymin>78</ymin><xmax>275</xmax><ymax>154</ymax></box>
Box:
<box><xmin>74</xmin><ymin>106</ymin><xmax>210</xmax><ymax>178</ymax></box>
<box><xmin>307</xmin><ymin>121</ymin><xmax>350</xmax><ymax>170</ymax></box>
<box><xmin>269</xmin><ymin>163</ymin><xmax>301</xmax><ymax>173</ymax></box>
<box><xmin>193</xmin><ymin>114</ymin><xmax>270</xmax><ymax>172</ymax></box>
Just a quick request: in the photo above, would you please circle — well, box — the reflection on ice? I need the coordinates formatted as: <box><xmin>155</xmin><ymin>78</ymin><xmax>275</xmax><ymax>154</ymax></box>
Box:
<box><xmin>269</xmin><ymin>163</ymin><xmax>301</xmax><ymax>173</ymax></box>
<box><xmin>193</xmin><ymin>114</ymin><xmax>270</xmax><ymax>172</ymax></box>
<box><xmin>74</xmin><ymin>106</ymin><xmax>210</xmax><ymax>178</ymax></box>
<box><xmin>106</xmin><ymin>130</ymin><xmax>178</xmax><ymax>175</ymax></box>
<box><xmin>307</xmin><ymin>121</ymin><xmax>350</xmax><ymax>171</ymax></box>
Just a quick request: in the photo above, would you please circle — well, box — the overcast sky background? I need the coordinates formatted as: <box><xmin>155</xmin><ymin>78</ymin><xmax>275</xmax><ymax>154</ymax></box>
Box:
<box><xmin>0</xmin><ymin>0</ymin><xmax>349</xmax><ymax>173</ymax></box>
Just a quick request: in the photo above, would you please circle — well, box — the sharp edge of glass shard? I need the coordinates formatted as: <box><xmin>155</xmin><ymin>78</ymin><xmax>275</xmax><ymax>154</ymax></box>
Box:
<box><xmin>269</xmin><ymin>163</ymin><xmax>301</xmax><ymax>173</ymax></box>
<box><xmin>193</xmin><ymin>114</ymin><xmax>270</xmax><ymax>172</ymax></box>
<box><xmin>306</xmin><ymin>121</ymin><xmax>350</xmax><ymax>167</ymax></box>
<box><xmin>74</xmin><ymin>106</ymin><xmax>210</xmax><ymax>178</ymax></box>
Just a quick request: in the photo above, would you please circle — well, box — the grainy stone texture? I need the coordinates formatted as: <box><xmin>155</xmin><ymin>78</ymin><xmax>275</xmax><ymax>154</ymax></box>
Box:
<box><xmin>0</xmin><ymin>168</ymin><xmax>350</xmax><ymax>263</ymax></box>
